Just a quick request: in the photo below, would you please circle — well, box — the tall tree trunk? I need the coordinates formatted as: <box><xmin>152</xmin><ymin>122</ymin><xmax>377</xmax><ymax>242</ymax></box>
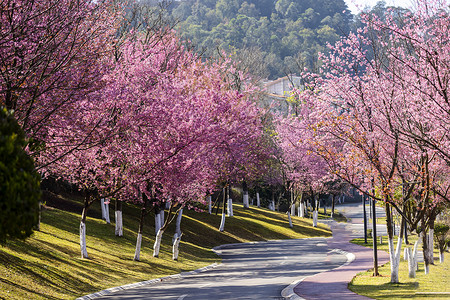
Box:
<box><xmin>256</xmin><ymin>192</ymin><xmax>260</xmax><ymax>208</ymax></box>
<box><xmin>115</xmin><ymin>199</ymin><xmax>123</xmax><ymax>236</ymax></box>
<box><xmin>101</xmin><ymin>198</ymin><xmax>106</xmax><ymax>220</ymax></box>
<box><xmin>80</xmin><ymin>192</ymin><xmax>93</xmax><ymax>259</ymax></box>
<box><xmin>331</xmin><ymin>195</ymin><xmax>335</xmax><ymax>218</ymax></box>
<box><xmin>208</xmin><ymin>195</ymin><xmax>212</xmax><ymax>214</ymax></box>
<box><xmin>386</xmin><ymin>202</ymin><xmax>403</xmax><ymax>283</ymax></box>
<box><xmin>37</xmin><ymin>201</ymin><xmax>42</xmax><ymax>231</ymax></box>
<box><xmin>312</xmin><ymin>194</ymin><xmax>318</xmax><ymax>227</ymax></box>
<box><xmin>288</xmin><ymin>211</ymin><xmax>293</xmax><ymax>228</ymax></box>
<box><xmin>298</xmin><ymin>192</ymin><xmax>304</xmax><ymax>217</ymax></box>
<box><xmin>173</xmin><ymin>233</ymin><xmax>183</xmax><ymax>261</ymax></box>
<box><xmin>134</xmin><ymin>199</ymin><xmax>147</xmax><ymax>261</ymax></box>
<box><xmin>104</xmin><ymin>199</ymin><xmax>110</xmax><ymax>224</ymax></box>
<box><xmin>219</xmin><ymin>187</ymin><xmax>226</xmax><ymax>232</ymax></box>
<box><xmin>242</xmin><ymin>181</ymin><xmax>249</xmax><ymax>208</ymax></box>
<box><xmin>153</xmin><ymin>202</ymin><xmax>174</xmax><ymax>258</ymax></box>
<box><xmin>155</xmin><ymin>206</ymin><xmax>162</xmax><ymax>235</ymax></box>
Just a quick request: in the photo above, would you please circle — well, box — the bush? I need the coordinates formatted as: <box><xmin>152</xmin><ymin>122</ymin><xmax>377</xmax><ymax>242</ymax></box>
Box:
<box><xmin>434</xmin><ymin>222</ymin><xmax>450</xmax><ymax>253</ymax></box>
<box><xmin>0</xmin><ymin>107</ymin><xmax>41</xmax><ymax>242</ymax></box>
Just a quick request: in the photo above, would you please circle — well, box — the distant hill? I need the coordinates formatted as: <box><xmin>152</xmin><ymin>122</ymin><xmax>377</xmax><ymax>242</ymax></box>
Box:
<box><xmin>168</xmin><ymin>0</ymin><xmax>353</xmax><ymax>79</ymax></box>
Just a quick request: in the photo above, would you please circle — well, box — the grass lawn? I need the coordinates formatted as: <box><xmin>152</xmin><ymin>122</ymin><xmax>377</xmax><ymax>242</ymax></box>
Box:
<box><xmin>0</xmin><ymin>192</ymin><xmax>331</xmax><ymax>300</ymax></box>
<box><xmin>349</xmin><ymin>235</ymin><xmax>450</xmax><ymax>299</ymax></box>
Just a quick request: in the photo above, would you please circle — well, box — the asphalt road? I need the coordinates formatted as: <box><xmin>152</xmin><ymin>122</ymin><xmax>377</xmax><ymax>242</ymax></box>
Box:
<box><xmin>94</xmin><ymin>238</ymin><xmax>347</xmax><ymax>300</ymax></box>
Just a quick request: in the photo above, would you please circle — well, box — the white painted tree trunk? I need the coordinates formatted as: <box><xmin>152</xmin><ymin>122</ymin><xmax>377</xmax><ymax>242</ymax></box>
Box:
<box><xmin>155</xmin><ymin>212</ymin><xmax>161</xmax><ymax>234</ymax></box>
<box><xmin>413</xmin><ymin>237</ymin><xmax>421</xmax><ymax>271</ymax></box>
<box><xmin>439</xmin><ymin>251</ymin><xmax>444</xmax><ymax>263</ymax></box>
<box><xmin>172</xmin><ymin>233</ymin><xmax>183</xmax><ymax>260</ymax></box>
<box><xmin>208</xmin><ymin>196</ymin><xmax>212</xmax><ymax>214</ymax></box>
<box><xmin>428</xmin><ymin>229</ymin><xmax>434</xmax><ymax>264</ymax></box>
<box><xmin>271</xmin><ymin>200</ymin><xmax>275</xmax><ymax>211</ymax></box>
<box><xmin>299</xmin><ymin>202</ymin><xmax>304</xmax><ymax>217</ymax></box>
<box><xmin>288</xmin><ymin>212</ymin><xmax>293</xmax><ymax>228</ymax></box>
<box><xmin>115</xmin><ymin>210</ymin><xmax>123</xmax><ymax>236</ymax></box>
<box><xmin>388</xmin><ymin>237</ymin><xmax>403</xmax><ymax>283</ymax></box>
<box><xmin>134</xmin><ymin>233</ymin><xmax>142</xmax><ymax>261</ymax></box>
<box><xmin>291</xmin><ymin>203</ymin><xmax>295</xmax><ymax>216</ymax></box>
<box><xmin>227</xmin><ymin>199</ymin><xmax>233</xmax><ymax>216</ymax></box>
<box><xmin>219</xmin><ymin>212</ymin><xmax>226</xmax><ymax>232</ymax></box>
<box><xmin>104</xmin><ymin>201</ymin><xmax>110</xmax><ymax>224</ymax></box>
<box><xmin>153</xmin><ymin>229</ymin><xmax>164</xmax><ymax>257</ymax></box>
<box><xmin>175</xmin><ymin>208</ymin><xmax>183</xmax><ymax>236</ymax></box>
<box><xmin>160</xmin><ymin>210</ymin><xmax>165</xmax><ymax>228</ymax></box>
<box><xmin>406</xmin><ymin>247</ymin><xmax>415</xmax><ymax>278</ymax></box>
<box><xmin>256</xmin><ymin>192</ymin><xmax>260</xmax><ymax>208</ymax></box>
<box><xmin>243</xmin><ymin>193</ymin><xmax>249</xmax><ymax>208</ymax></box>
<box><xmin>80</xmin><ymin>221</ymin><xmax>89</xmax><ymax>258</ymax></box>
<box><xmin>101</xmin><ymin>198</ymin><xmax>106</xmax><ymax>220</ymax></box>
<box><xmin>312</xmin><ymin>211</ymin><xmax>318</xmax><ymax>227</ymax></box>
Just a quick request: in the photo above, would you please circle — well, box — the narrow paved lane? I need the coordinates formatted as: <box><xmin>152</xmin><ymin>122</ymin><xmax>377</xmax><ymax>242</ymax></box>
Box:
<box><xmin>93</xmin><ymin>238</ymin><xmax>346</xmax><ymax>300</ymax></box>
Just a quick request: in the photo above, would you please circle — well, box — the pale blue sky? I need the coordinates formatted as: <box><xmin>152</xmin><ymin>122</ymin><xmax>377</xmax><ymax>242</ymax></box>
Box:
<box><xmin>345</xmin><ymin>0</ymin><xmax>416</xmax><ymax>14</ymax></box>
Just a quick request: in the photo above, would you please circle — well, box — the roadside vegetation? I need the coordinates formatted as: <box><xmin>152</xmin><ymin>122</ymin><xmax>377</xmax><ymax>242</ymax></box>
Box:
<box><xmin>0</xmin><ymin>192</ymin><xmax>330</xmax><ymax>300</ymax></box>
<box><xmin>349</xmin><ymin>236</ymin><xmax>449</xmax><ymax>299</ymax></box>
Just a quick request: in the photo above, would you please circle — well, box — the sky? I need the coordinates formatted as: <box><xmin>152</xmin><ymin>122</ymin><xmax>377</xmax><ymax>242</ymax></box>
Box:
<box><xmin>344</xmin><ymin>0</ymin><xmax>416</xmax><ymax>15</ymax></box>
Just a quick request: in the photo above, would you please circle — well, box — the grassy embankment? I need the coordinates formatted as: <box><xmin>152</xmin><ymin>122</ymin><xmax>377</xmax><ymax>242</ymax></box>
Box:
<box><xmin>0</xmin><ymin>192</ymin><xmax>331</xmax><ymax>299</ymax></box>
<box><xmin>349</xmin><ymin>235</ymin><xmax>449</xmax><ymax>299</ymax></box>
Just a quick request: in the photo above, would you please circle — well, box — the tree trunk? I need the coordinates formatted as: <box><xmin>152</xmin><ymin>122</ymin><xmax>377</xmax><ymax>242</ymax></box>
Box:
<box><xmin>175</xmin><ymin>208</ymin><xmax>183</xmax><ymax>237</ymax></box>
<box><xmin>227</xmin><ymin>198</ymin><xmax>233</xmax><ymax>216</ymax></box>
<box><xmin>115</xmin><ymin>200</ymin><xmax>123</xmax><ymax>236</ymax></box>
<box><xmin>288</xmin><ymin>211</ymin><xmax>293</xmax><ymax>228</ymax></box>
<box><xmin>208</xmin><ymin>195</ymin><xmax>212</xmax><ymax>214</ymax></box>
<box><xmin>37</xmin><ymin>201</ymin><xmax>42</xmax><ymax>231</ymax></box>
<box><xmin>428</xmin><ymin>228</ymin><xmax>434</xmax><ymax>264</ymax></box>
<box><xmin>243</xmin><ymin>181</ymin><xmax>249</xmax><ymax>208</ymax></box>
<box><xmin>219</xmin><ymin>187</ymin><xmax>226</xmax><ymax>232</ymax></box>
<box><xmin>153</xmin><ymin>228</ymin><xmax>164</xmax><ymax>257</ymax></box>
<box><xmin>134</xmin><ymin>201</ymin><xmax>147</xmax><ymax>261</ymax></box>
<box><xmin>104</xmin><ymin>200</ymin><xmax>110</xmax><ymax>224</ymax></box>
<box><xmin>155</xmin><ymin>207</ymin><xmax>162</xmax><ymax>235</ymax></box>
<box><xmin>423</xmin><ymin>232</ymin><xmax>432</xmax><ymax>274</ymax></box>
<box><xmin>80</xmin><ymin>192</ymin><xmax>92</xmax><ymax>259</ymax></box>
<box><xmin>101</xmin><ymin>198</ymin><xmax>106</xmax><ymax>220</ymax></box>
<box><xmin>331</xmin><ymin>195</ymin><xmax>335</xmax><ymax>218</ymax></box>
<box><xmin>290</xmin><ymin>191</ymin><xmax>295</xmax><ymax>216</ymax></box>
<box><xmin>173</xmin><ymin>233</ymin><xmax>183</xmax><ymax>260</ymax></box>
<box><xmin>386</xmin><ymin>202</ymin><xmax>402</xmax><ymax>283</ymax></box>
<box><xmin>406</xmin><ymin>247</ymin><xmax>415</xmax><ymax>278</ymax></box>
<box><xmin>256</xmin><ymin>192</ymin><xmax>260</xmax><ymax>208</ymax></box>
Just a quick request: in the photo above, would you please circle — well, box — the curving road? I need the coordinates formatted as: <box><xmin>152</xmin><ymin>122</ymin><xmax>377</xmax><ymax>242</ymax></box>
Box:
<box><xmin>92</xmin><ymin>238</ymin><xmax>347</xmax><ymax>300</ymax></box>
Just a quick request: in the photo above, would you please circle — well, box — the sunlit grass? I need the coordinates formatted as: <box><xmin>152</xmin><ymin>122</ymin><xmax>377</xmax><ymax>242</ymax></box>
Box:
<box><xmin>0</xmin><ymin>199</ymin><xmax>331</xmax><ymax>299</ymax></box>
<box><xmin>349</xmin><ymin>235</ymin><xmax>450</xmax><ymax>299</ymax></box>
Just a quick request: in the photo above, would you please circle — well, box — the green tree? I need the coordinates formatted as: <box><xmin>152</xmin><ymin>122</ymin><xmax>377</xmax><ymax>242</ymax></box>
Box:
<box><xmin>0</xmin><ymin>107</ymin><xmax>41</xmax><ymax>242</ymax></box>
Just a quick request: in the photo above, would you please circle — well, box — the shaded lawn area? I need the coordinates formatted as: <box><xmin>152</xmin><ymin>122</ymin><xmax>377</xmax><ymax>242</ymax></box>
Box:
<box><xmin>0</xmin><ymin>193</ymin><xmax>331</xmax><ymax>300</ymax></box>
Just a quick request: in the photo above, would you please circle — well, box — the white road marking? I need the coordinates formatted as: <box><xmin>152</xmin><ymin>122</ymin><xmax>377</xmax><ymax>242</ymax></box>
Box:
<box><xmin>177</xmin><ymin>294</ymin><xmax>188</xmax><ymax>300</ymax></box>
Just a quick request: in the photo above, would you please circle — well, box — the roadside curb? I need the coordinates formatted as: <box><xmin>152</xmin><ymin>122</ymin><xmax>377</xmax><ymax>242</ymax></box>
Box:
<box><xmin>76</xmin><ymin>262</ymin><xmax>220</xmax><ymax>300</ymax></box>
<box><xmin>281</xmin><ymin>248</ymin><xmax>355</xmax><ymax>300</ymax></box>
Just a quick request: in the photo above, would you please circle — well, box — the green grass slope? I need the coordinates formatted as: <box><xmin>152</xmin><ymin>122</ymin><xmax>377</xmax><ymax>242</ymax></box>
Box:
<box><xmin>350</xmin><ymin>236</ymin><xmax>449</xmax><ymax>299</ymax></box>
<box><xmin>0</xmin><ymin>193</ymin><xmax>331</xmax><ymax>300</ymax></box>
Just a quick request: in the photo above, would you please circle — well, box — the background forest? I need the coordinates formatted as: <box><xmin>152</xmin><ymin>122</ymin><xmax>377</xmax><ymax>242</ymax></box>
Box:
<box><xmin>169</xmin><ymin>0</ymin><xmax>352</xmax><ymax>79</ymax></box>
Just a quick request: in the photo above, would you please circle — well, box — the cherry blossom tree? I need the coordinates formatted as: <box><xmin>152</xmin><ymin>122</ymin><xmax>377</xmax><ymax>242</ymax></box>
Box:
<box><xmin>293</xmin><ymin>0</ymin><xmax>449</xmax><ymax>281</ymax></box>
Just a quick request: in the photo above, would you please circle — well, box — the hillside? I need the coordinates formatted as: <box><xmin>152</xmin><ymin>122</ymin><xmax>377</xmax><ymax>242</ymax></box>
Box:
<box><xmin>0</xmin><ymin>191</ymin><xmax>331</xmax><ymax>299</ymax></box>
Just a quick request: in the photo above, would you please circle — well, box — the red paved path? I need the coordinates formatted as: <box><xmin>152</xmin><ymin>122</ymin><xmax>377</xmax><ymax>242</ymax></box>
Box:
<box><xmin>293</xmin><ymin>217</ymin><xmax>390</xmax><ymax>299</ymax></box>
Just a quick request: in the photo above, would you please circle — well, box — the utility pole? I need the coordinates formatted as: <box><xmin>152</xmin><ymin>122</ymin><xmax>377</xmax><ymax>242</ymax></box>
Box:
<box><xmin>372</xmin><ymin>196</ymin><xmax>379</xmax><ymax>276</ymax></box>
<box><xmin>363</xmin><ymin>194</ymin><xmax>367</xmax><ymax>244</ymax></box>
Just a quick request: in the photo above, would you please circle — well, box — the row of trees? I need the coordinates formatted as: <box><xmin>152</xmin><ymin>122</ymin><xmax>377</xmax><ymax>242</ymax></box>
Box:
<box><xmin>273</xmin><ymin>0</ymin><xmax>449</xmax><ymax>283</ymax></box>
<box><xmin>1</xmin><ymin>0</ymin><xmax>274</xmax><ymax>259</ymax></box>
